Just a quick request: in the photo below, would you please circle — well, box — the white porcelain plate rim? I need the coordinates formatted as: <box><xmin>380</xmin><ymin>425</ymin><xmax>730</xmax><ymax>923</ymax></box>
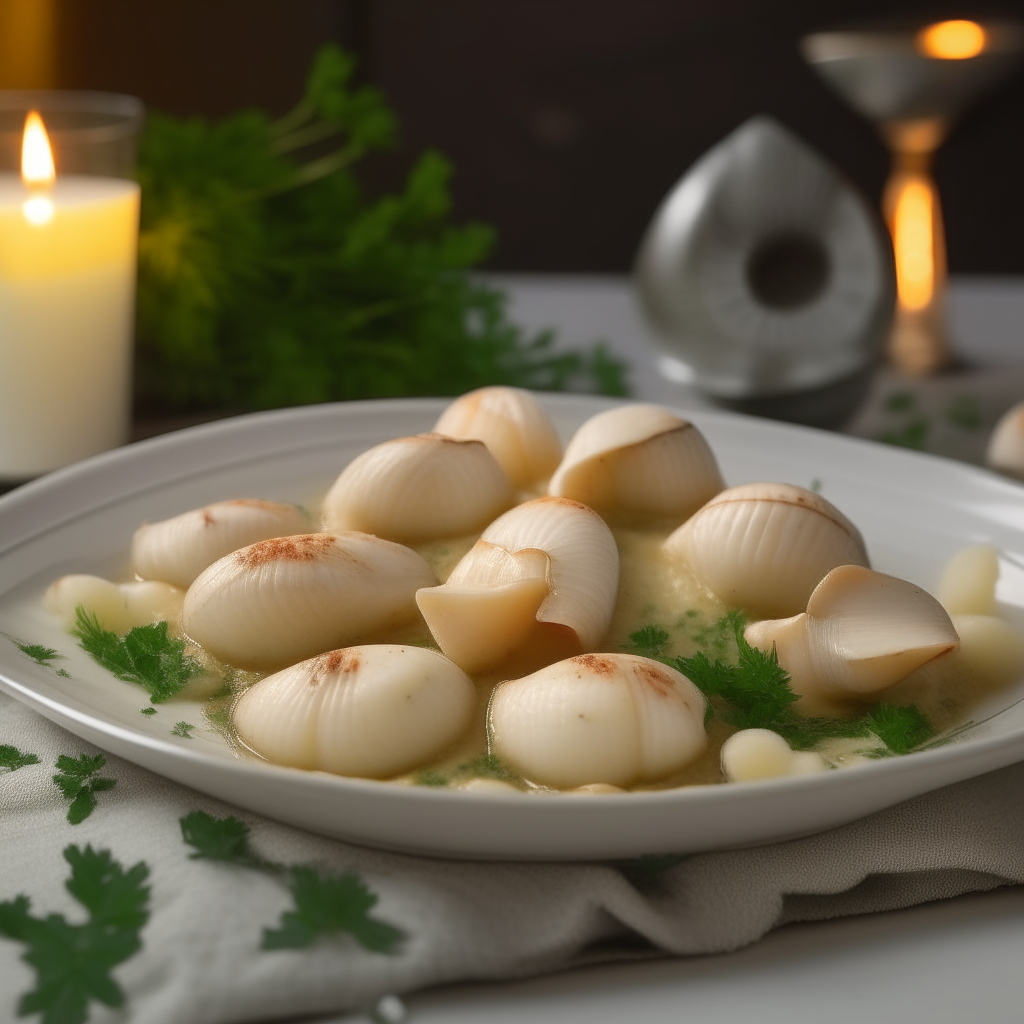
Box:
<box><xmin>2</xmin><ymin>394</ymin><xmax>1024</xmax><ymax>862</ymax></box>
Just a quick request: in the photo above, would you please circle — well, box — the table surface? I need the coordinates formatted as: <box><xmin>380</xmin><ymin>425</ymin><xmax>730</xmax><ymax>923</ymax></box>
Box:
<box><xmin>127</xmin><ymin>272</ymin><xmax>1024</xmax><ymax>1023</ymax></box>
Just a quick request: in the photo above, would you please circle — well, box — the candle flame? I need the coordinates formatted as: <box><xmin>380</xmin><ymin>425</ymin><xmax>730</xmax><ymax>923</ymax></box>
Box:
<box><xmin>21</xmin><ymin>109</ymin><xmax>55</xmax><ymax>185</ymax></box>
<box><xmin>917</xmin><ymin>20</ymin><xmax>986</xmax><ymax>60</ymax></box>
<box><xmin>892</xmin><ymin>178</ymin><xmax>935</xmax><ymax>312</ymax></box>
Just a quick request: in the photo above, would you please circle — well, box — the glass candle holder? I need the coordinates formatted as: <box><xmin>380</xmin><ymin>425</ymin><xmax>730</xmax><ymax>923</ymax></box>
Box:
<box><xmin>803</xmin><ymin>19</ymin><xmax>1024</xmax><ymax>376</ymax></box>
<box><xmin>0</xmin><ymin>90</ymin><xmax>143</xmax><ymax>481</ymax></box>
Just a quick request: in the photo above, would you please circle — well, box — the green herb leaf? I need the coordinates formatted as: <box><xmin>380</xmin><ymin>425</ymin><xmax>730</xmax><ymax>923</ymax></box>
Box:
<box><xmin>668</xmin><ymin>614</ymin><xmax>935</xmax><ymax>754</ymax></box>
<box><xmin>0</xmin><ymin>845</ymin><xmax>150</xmax><ymax>1024</ymax></box>
<box><xmin>52</xmin><ymin>754</ymin><xmax>117</xmax><ymax>824</ymax></box>
<box><xmin>862</xmin><ymin>703</ymin><xmax>934</xmax><ymax>755</ymax></box>
<box><xmin>12</xmin><ymin>639</ymin><xmax>63</xmax><ymax>666</ymax></box>
<box><xmin>0</xmin><ymin>744</ymin><xmax>40</xmax><ymax>772</ymax></box>
<box><xmin>880</xmin><ymin>417</ymin><xmax>929</xmax><ymax>450</ymax></box>
<box><xmin>884</xmin><ymin>390</ymin><xmax>916</xmax><ymax>413</ymax></box>
<box><xmin>171</xmin><ymin>721</ymin><xmax>195</xmax><ymax>739</ymax></box>
<box><xmin>262</xmin><ymin>866</ymin><xmax>404</xmax><ymax>953</ymax></box>
<box><xmin>945</xmin><ymin>395</ymin><xmax>982</xmax><ymax>431</ymax></box>
<box><xmin>623</xmin><ymin>625</ymin><xmax>670</xmax><ymax>659</ymax></box>
<box><xmin>180</xmin><ymin>810</ymin><xmax>279</xmax><ymax>873</ymax></box>
<box><xmin>139</xmin><ymin>707</ymin><xmax>157</xmax><ymax>717</ymax></box>
<box><xmin>179</xmin><ymin>811</ymin><xmax>403</xmax><ymax>952</ymax></box>
<box><xmin>135</xmin><ymin>43</ymin><xmax>627</xmax><ymax>413</ymax></box>
<box><xmin>71</xmin><ymin>606</ymin><xmax>204</xmax><ymax>703</ymax></box>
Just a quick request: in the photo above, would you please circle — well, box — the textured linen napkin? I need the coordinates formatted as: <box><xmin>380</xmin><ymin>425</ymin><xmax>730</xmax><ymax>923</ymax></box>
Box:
<box><xmin>3</xmin><ymin>685</ymin><xmax>1024</xmax><ymax>1024</ymax></box>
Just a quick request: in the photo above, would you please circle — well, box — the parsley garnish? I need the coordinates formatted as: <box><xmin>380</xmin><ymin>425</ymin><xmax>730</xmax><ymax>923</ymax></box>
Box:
<box><xmin>626</xmin><ymin>614</ymin><xmax>936</xmax><ymax>756</ymax></box>
<box><xmin>180</xmin><ymin>810</ymin><xmax>281</xmax><ymax>873</ymax></box>
<box><xmin>413</xmin><ymin>752</ymin><xmax>520</xmax><ymax>788</ymax></box>
<box><xmin>622</xmin><ymin>624</ymin><xmax>670</xmax><ymax>659</ymax></box>
<box><xmin>71</xmin><ymin>606</ymin><xmax>204</xmax><ymax>703</ymax></box>
<box><xmin>0</xmin><ymin>744</ymin><xmax>40</xmax><ymax>772</ymax></box>
<box><xmin>11</xmin><ymin>639</ymin><xmax>62</xmax><ymax>667</ymax></box>
<box><xmin>945</xmin><ymin>395</ymin><xmax>982</xmax><ymax>431</ymax></box>
<box><xmin>180</xmin><ymin>811</ymin><xmax>403</xmax><ymax>952</ymax></box>
<box><xmin>136</xmin><ymin>44</ymin><xmax>626</xmax><ymax>414</ymax></box>
<box><xmin>0</xmin><ymin>845</ymin><xmax>149</xmax><ymax>1024</ymax></box>
<box><xmin>880</xmin><ymin>417</ymin><xmax>930</xmax><ymax>450</ymax></box>
<box><xmin>263</xmin><ymin>867</ymin><xmax>403</xmax><ymax>952</ymax></box>
<box><xmin>171</xmin><ymin>721</ymin><xmax>195</xmax><ymax>739</ymax></box>
<box><xmin>52</xmin><ymin>754</ymin><xmax>117</xmax><ymax>824</ymax></box>
<box><xmin>139</xmin><ymin>707</ymin><xmax>157</xmax><ymax>717</ymax></box>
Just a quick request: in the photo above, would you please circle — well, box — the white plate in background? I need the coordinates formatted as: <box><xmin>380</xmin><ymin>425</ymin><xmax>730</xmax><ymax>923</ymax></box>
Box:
<box><xmin>2</xmin><ymin>395</ymin><xmax>1024</xmax><ymax>861</ymax></box>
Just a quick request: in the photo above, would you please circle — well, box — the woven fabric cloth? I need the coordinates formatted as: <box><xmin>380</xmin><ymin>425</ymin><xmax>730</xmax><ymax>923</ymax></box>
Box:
<box><xmin>3</xmin><ymin>687</ymin><xmax>1023</xmax><ymax>1024</ymax></box>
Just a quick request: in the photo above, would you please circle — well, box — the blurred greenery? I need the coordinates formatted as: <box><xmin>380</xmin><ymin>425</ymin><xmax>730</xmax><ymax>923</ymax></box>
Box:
<box><xmin>135</xmin><ymin>45</ymin><xmax>627</xmax><ymax>411</ymax></box>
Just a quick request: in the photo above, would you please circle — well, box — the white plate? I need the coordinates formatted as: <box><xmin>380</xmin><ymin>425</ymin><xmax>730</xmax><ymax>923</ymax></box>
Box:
<box><xmin>3</xmin><ymin>395</ymin><xmax>1024</xmax><ymax>862</ymax></box>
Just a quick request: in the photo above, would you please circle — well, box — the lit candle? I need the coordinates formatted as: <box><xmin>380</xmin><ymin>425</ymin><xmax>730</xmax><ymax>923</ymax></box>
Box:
<box><xmin>0</xmin><ymin>109</ymin><xmax>139</xmax><ymax>477</ymax></box>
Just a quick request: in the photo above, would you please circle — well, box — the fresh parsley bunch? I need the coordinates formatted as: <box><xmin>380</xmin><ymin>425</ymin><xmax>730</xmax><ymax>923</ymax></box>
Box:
<box><xmin>136</xmin><ymin>46</ymin><xmax>627</xmax><ymax>411</ymax></box>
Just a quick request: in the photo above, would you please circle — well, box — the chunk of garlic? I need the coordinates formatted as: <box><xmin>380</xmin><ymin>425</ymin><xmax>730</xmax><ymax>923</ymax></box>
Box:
<box><xmin>665</xmin><ymin>482</ymin><xmax>869</xmax><ymax>618</ymax></box>
<box><xmin>181</xmin><ymin>532</ymin><xmax>437</xmax><ymax>670</ymax></box>
<box><xmin>548</xmin><ymin>404</ymin><xmax>723</xmax><ymax>520</ymax></box>
<box><xmin>489</xmin><ymin>653</ymin><xmax>707</xmax><ymax>789</ymax></box>
<box><xmin>937</xmin><ymin>545</ymin><xmax>999</xmax><ymax>616</ymax></box>
<box><xmin>45</xmin><ymin>574</ymin><xmax>185</xmax><ymax>633</ymax></box>
<box><xmin>745</xmin><ymin>564</ymin><xmax>959</xmax><ymax>704</ymax></box>
<box><xmin>986</xmin><ymin>402</ymin><xmax>1024</xmax><ymax>479</ymax></box>
<box><xmin>721</xmin><ymin>729</ymin><xmax>827</xmax><ymax>782</ymax></box>
<box><xmin>949</xmin><ymin>613</ymin><xmax>1024</xmax><ymax>691</ymax></box>
<box><xmin>416</xmin><ymin>497</ymin><xmax>619</xmax><ymax>674</ymax></box>
<box><xmin>433</xmin><ymin>386</ymin><xmax>562</xmax><ymax>489</ymax></box>
<box><xmin>233</xmin><ymin>645</ymin><xmax>475</xmax><ymax>778</ymax></box>
<box><xmin>132</xmin><ymin>499</ymin><xmax>310</xmax><ymax>589</ymax></box>
<box><xmin>322</xmin><ymin>433</ymin><xmax>512</xmax><ymax>543</ymax></box>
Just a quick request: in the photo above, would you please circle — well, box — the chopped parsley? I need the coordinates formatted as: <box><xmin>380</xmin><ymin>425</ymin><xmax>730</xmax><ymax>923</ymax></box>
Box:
<box><xmin>11</xmin><ymin>639</ymin><xmax>62</xmax><ymax>667</ymax></box>
<box><xmin>413</xmin><ymin>752</ymin><xmax>519</xmax><ymax>789</ymax></box>
<box><xmin>180</xmin><ymin>811</ymin><xmax>403</xmax><ymax>952</ymax></box>
<box><xmin>71</xmin><ymin>606</ymin><xmax>205</xmax><ymax>703</ymax></box>
<box><xmin>52</xmin><ymin>754</ymin><xmax>117</xmax><ymax>824</ymax></box>
<box><xmin>263</xmin><ymin>867</ymin><xmax>404</xmax><ymax>952</ymax></box>
<box><xmin>0</xmin><ymin>845</ymin><xmax>149</xmax><ymax>1024</ymax></box>
<box><xmin>622</xmin><ymin>624</ymin><xmax>670</xmax><ymax>660</ymax></box>
<box><xmin>139</xmin><ymin>707</ymin><xmax>157</xmax><ymax>717</ymax></box>
<box><xmin>626</xmin><ymin>614</ymin><xmax>935</xmax><ymax>756</ymax></box>
<box><xmin>171</xmin><ymin>721</ymin><xmax>195</xmax><ymax>739</ymax></box>
<box><xmin>945</xmin><ymin>395</ymin><xmax>982</xmax><ymax>431</ymax></box>
<box><xmin>180</xmin><ymin>810</ymin><xmax>280</xmax><ymax>873</ymax></box>
<box><xmin>0</xmin><ymin>744</ymin><xmax>40</xmax><ymax>773</ymax></box>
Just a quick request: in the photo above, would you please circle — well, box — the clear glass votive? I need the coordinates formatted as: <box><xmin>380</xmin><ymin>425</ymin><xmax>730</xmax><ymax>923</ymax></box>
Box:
<box><xmin>0</xmin><ymin>89</ymin><xmax>143</xmax><ymax>178</ymax></box>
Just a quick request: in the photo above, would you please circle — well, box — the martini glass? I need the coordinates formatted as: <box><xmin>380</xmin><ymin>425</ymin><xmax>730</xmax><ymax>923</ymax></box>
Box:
<box><xmin>803</xmin><ymin>18</ymin><xmax>1023</xmax><ymax>374</ymax></box>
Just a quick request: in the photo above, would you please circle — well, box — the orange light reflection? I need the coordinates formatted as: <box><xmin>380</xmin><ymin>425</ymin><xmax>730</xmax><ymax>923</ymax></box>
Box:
<box><xmin>892</xmin><ymin>178</ymin><xmax>935</xmax><ymax>312</ymax></box>
<box><xmin>917</xmin><ymin>19</ymin><xmax>986</xmax><ymax>60</ymax></box>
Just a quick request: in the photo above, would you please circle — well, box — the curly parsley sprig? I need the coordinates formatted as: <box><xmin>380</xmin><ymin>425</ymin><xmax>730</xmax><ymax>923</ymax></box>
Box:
<box><xmin>71</xmin><ymin>606</ymin><xmax>205</xmax><ymax>704</ymax></box>
<box><xmin>624</xmin><ymin>614</ymin><xmax>935</xmax><ymax>755</ymax></box>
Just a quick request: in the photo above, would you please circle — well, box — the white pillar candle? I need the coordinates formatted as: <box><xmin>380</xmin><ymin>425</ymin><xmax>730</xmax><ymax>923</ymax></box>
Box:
<box><xmin>0</xmin><ymin>117</ymin><xmax>139</xmax><ymax>477</ymax></box>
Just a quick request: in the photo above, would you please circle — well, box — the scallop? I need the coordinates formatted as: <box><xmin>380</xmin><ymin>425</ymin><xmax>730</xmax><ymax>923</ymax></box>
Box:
<box><xmin>132</xmin><ymin>499</ymin><xmax>310</xmax><ymax>588</ymax></box>
<box><xmin>548</xmin><ymin>404</ymin><xmax>723</xmax><ymax>520</ymax></box>
<box><xmin>666</xmin><ymin>482</ymin><xmax>869</xmax><ymax>618</ymax></box>
<box><xmin>322</xmin><ymin>433</ymin><xmax>513</xmax><ymax>543</ymax></box>
<box><xmin>433</xmin><ymin>386</ymin><xmax>563</xmax><ymax>488</ymax></box>
<box><xmin>489</xmin><ymin>653</ymin><xmax>707</xmax><ymax>789</ymax></box>
<box><xmin>416</xmin><ymin>497</ymin><xmax>619</xmax><ymax>674</ymax></box>
<box><xmin>233</xmin><ymin>645</ymin><xmax>475</xmax><ymax>778</ymax></box>
<box><xmin>180</xmin><ymin>532</ymin><xmax>437</xmax><ymax>670</ymax></box>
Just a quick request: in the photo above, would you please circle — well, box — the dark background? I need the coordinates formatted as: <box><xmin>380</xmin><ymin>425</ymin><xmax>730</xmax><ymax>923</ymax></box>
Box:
<box><xmin>37</xmin><ymin>0</ymin><xmax>1024</xmax><ymax>273</ymax></box>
